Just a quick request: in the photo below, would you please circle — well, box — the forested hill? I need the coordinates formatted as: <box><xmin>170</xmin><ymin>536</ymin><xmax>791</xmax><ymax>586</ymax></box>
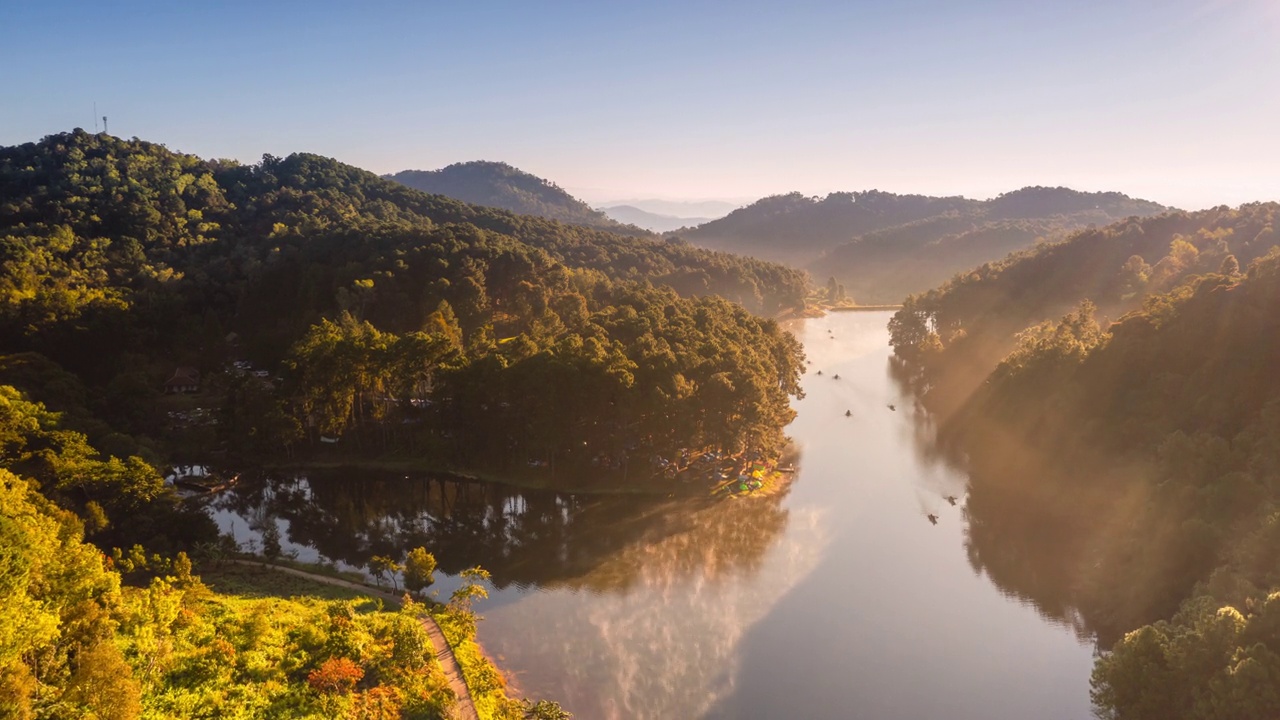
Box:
<box><xmin>889</xmin><ymin>203</ymin><xmax>1280</xmax><ymax>719</ymax></box>
<box><xmin>385</xmin><ymin>160</ymin><xmax>642</xmax><ymax>233</ymax></box>
<box><xmin>0</xmin><ymin>131</ymin><xmax>806</xmax><ymax>321</ymax></box>
<box><xmin>235</xmin><ymin>154</ymin><xmax>809</xmax><ymax>316</ymax></box>
<box><xmin>891</xmin><ymin>202</ymin><xmax>1279</xmax><ymax>384</ymax></box>
<box><xmin>0</xmin><ymin>129</ymin><xmax>806</xmax><ymax>479</ymax></box>
<box><xmin>814</xmin><ymin>187</ymin><xmax>1168</xmax><ymax>303</ymax></box>
<box><xmin>680</xmin><ymin>190</ymin><xmax>974</xmax><ymax>265</ymax></box>
<box><xmin>677</xmin><ymin>186</ymin><xmax>1167</xmax><ymax>304</ymax></box>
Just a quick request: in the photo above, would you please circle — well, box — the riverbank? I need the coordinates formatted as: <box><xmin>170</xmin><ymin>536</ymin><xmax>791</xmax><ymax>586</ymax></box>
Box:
<box><xmin>261</xmin><ymin>455</ymin><xmax>697</xmax><ymax>496</ymax></box>
<box><xmin>256</xmin><ymin>445</ymin><xmax>800</xmax><ymax>500</ymax></box>
<box><xmin>711</xmin><ymin>467</ymin><xmax>792</xmax><ymax>499</ymax></box>
<box><xmin>828</xmin><ymin>304</ymin><xmax>903</xmax><ymax>312</ymax></box>
<box><xmin>782</xmin><ymin>302</ymin><xmax>904</xmax><ymax>319</ymax></box>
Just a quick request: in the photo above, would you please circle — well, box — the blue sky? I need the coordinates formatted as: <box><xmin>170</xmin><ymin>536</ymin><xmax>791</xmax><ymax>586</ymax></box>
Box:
<box><xmin>2</xmin><ymin>0</ymin><xmax>1277</xmax><ymax>208</ymax></box>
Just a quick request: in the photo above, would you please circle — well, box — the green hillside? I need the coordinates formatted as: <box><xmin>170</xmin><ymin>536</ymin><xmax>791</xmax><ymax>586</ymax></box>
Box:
<box><xmin>385</xmin><ymin>161</ymin><xmax>639</xmax><ymax>233</ymax></box>
<box><xmin>0</xmin><ymin>129</ymin><xmax>807</xmax><ymax>481</ymax></box>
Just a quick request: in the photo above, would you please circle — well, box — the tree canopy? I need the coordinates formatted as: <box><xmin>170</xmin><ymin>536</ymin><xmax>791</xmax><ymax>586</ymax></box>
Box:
<box><xmin>0</xmin><ymin>130</ymin><xmax>807</xmax><ymax>483</ymax></box>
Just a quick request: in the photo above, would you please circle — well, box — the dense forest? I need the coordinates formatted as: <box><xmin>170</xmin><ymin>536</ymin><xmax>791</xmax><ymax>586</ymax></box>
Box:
<box><xmin>0</xmin><ymin>130</ymin><xmax>807</xmax><ymax>477</ymax></box>
<box><xmin>678</xmin><ymin>186</ymin><xmax>1166</xmax><ymax>303</ymax></box>
<box><xmin>384</xmin><ymin>161</ymin><xmax>640</xmax><ymax>234</ymax></box>
<box><xmin>889</xmin><ymin>203</ymin><xmax>1280</xmax><ymax>719</ymax></box>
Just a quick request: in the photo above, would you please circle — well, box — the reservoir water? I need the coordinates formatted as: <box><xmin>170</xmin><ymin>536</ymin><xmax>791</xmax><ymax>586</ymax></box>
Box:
<box><xmin>210</xmin><ymin>311</ymin><xmax>1097</xmax><ymax>719</ymax></box>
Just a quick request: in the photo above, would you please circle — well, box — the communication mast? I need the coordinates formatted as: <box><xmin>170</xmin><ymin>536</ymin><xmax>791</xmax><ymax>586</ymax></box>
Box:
<box><xmin>103</xmin><ymin>116</ymin><xmax>108</xmax><ymax>135</ymax></box>
<box><xmin>94</xmin><ymin>102</ymin><xmax>98</xmax><ymax>132</ymax></box>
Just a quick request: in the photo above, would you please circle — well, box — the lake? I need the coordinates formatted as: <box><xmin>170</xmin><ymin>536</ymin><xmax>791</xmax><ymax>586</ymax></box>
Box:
<box><xmin>209</xmin><ymin>311</ymin><xmax>1098</xmax><ymax>719</ymax></box>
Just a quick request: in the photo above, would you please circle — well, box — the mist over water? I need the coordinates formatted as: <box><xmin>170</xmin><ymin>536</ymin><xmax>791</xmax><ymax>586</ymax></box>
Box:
<box><xmin>210</xmin><ymin>312</ymin><xmax>1097</xmax><ymax>719</ymax></box>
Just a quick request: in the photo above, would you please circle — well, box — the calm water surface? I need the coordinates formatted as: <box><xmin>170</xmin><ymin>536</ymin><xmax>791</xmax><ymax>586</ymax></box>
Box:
<box><xmin>210</xmin><ymin>312</ymin><xmax>1097</xmax><ymax>719</ymax></box>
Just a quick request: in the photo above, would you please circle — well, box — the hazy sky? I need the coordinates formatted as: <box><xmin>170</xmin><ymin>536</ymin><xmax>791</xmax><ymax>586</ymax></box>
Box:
<box><xmin>3</xmin><ymin>0</ymin><xmax>1277</xmax><ymax>209</ymax></box>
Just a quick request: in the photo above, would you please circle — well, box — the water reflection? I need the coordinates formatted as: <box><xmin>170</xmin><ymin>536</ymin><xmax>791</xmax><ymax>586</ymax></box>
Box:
<box><xmin>890</xmin><ymin>353</ymin><xmax>1100</xmax><ymax>644</ymax></box>
<box><xmin>963</xmin><ymin>481</ymin><xmax>1095</xmax><ymax>642</ymax></box>
<box><xmin>207</xmin><ymin>465</ymin><xmax>821</xmax><ymax>719</ymax></box>
<box><xmin>481</xmin><ymin>499</ymin><xmax>828</xmax><ymax>718</ymax></box>
<box><xmin>209</xmin><ymin>470</ymin><xmax>794</xmax><ymax>594</ymax></box>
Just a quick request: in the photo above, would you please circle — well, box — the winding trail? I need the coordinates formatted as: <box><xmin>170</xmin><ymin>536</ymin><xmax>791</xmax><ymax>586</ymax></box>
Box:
<box><xmin>226</xmin><ymin>559</ymin><xmax>479</xmax><ymax>720</ymax></box>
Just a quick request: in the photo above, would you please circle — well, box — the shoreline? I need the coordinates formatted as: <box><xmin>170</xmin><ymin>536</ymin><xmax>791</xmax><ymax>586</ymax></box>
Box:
<box><xmin>258</xmin><ymin>456</ymin><xmax>700</xmax><ymax>497</ymax></box>
<box><xmin>262</xmin><ymin>457</ymin><xmax>666</xmax><ymax>495</ymax></box>
<box><xmin>827</xmin><ymin>304</ymin><xmax>902</xmax><ymax>312</ymax></box>
<box><xmin>780</xmin><ymin>303</ymin><xmax>903</xmax><ymax>320</ymax></box>
<box><xmin>238</xmin><ymin>445</ymin><xmax>802</xmax><ymax>500</ymax></box>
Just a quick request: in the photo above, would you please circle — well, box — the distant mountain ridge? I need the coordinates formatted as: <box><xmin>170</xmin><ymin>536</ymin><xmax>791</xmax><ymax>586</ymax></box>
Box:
<box><xmin>602</xmin><ymin>198</ymin><xmax>740</xmax><ymax>218</ymax></box>
<box><xmin>679</xmin><ymin>190</ymin><xmax>975</xmax><ymax>265</ymax></box>
<box><xmin>813</xmin><ymin>186</ymin><xmax>1169</xmax><ymax>302</ymax></box>
<box><xmin>677</xmin><ymin>186</ymin><xmax>1170</xmax><ymax>303</ymax></box>
<box><xmin>385</xmin><ymin>161</ymin><xmax>646</xmax><ymax>235</ymax></box>
<box><xmin>600</xmin><ymin>204</ymin><xmax>712</xmax><ymax>232</ymax></box>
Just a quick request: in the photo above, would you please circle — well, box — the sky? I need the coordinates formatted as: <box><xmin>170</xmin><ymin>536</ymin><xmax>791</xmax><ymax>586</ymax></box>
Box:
<box><xmin>2</xmin><ymin>0</ymin><xmax>1277</xmax><ymax>210</ymax></box>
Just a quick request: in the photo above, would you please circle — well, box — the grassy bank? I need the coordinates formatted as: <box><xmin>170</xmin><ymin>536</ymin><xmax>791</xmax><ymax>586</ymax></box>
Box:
<box><xmin>199</xmin><ymin>561</ymin><xmax>379</xmax><ymax>604</ymax></box>
<box><xmin>203</xmin><ymin>557</ymin><xmax>531</xmax><ymax>719</ymax></box>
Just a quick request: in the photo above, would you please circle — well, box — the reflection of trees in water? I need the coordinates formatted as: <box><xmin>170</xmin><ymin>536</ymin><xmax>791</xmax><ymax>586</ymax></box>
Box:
<box><xmin>481</xmin><ymin>493</ymin><xmax>817</xmax><ymax>720</ymax></box>
<box><xmin>890</xmin><ymin>364</ymin><xmax>1101</xmax><ymax>644</ymax></box>
<box><xmin>209</xmin><ymin>469</ymin><xmax>791</xmax><ymax>592</ymax></box>
<box><xmin>569</xmin><ymin>490</ymin><xmax>788</xmax><ymax>594</ymax></box>
<box><xmin>962</xmin><ymin>467</ymin><xmax>1096</xmax><ymax>643</ymax></box>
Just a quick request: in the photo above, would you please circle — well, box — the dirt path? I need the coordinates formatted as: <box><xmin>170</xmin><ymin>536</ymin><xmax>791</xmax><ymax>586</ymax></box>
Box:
<box><xmin>226</xmin><ymin>560</ymin><xmax>479</xmax><ymax>720</ymax></box>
